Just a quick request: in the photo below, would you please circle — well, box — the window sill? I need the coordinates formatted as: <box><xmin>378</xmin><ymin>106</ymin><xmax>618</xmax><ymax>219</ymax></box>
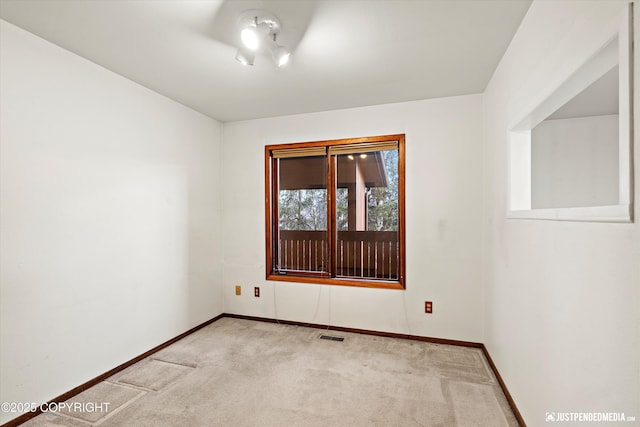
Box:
<box><xmin>266</xmin><ymin>274</ymin><xmax>405</xmax><ymax>290</ymax></box>
<box><xmin>507</xmin><ymin>204</ymin><xmax>633</xmax><ymax>223</ymax></box>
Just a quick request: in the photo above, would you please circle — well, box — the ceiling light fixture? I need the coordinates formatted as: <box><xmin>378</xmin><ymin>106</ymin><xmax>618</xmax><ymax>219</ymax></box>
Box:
<box><xmin>236</xmin><ymin>9</ymin><xmax>291</xmax><ymax>67</ymax></box>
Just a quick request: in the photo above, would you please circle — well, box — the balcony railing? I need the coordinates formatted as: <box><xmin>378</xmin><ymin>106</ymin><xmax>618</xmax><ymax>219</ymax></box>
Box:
<box><xmin>278</xmin><ymin>230</ymin><xmax>399</xmax><ymax>280</ymax></box>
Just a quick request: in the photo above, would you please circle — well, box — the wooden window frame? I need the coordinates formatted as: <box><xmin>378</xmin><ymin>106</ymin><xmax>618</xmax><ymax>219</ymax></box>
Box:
<box><xmin>265</xmin><ymin>134</ymin><xmax>406</xmax><ymax>290</ymax></box>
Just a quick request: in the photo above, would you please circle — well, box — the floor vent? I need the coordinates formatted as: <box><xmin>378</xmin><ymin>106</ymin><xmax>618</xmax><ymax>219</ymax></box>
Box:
<box><xmin>320</xmin><ymin>335</ymin><xmax>344</xmax><ymax>342</ymax></box>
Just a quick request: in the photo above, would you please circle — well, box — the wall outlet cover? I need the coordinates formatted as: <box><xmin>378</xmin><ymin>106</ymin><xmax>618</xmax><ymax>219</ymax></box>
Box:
<box><xmin>425</xmin><ymin>301</ymin><xmax>433</xmax><ymax>313</ymax></box>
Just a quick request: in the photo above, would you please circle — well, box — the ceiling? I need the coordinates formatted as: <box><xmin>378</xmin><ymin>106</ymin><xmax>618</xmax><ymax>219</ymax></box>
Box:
<box><xmin>0</xmin><ymin>0</ymin><xmax>531</xmax><ymax>122</ymax></box>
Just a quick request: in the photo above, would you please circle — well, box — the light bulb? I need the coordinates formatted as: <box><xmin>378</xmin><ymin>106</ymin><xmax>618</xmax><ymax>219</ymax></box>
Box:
<box><xmin>360</xmin><ymin>154</ymin><xmax>367</xmax><ymax>159</ymax></box>
<box><xmin>277</xmin><ymin>51</ymin><xmax>290</xmax><ymax>67</ymax></box>
<box><xmin>241</xmin><ymin>27</ymin><xmax>260</xmax><ymax>50</ymax></box>
<box><xmin>270</xmin><ymin>45</ymin><xmax>290</xmax><ymax>67</ymax></box>
<box><xmin>235</xmin><ymin>47</ymin><xmax>255</xmax><ymax>66</ymax></box>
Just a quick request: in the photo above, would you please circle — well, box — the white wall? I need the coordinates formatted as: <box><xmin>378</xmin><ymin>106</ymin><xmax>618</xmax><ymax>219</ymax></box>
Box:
<box><xmin>222</xmin><ymin>95</ymin><xmax>484</xmax><ymax>342</ymax></box>
<box><xmin>0</xmin><ymin>20</ymin><xmax>223</xmax><ymax>423</ymax></box>
<box><xmin>483</xmin><ymin>1</ymin><xmax>639</xmax><ymax>425</ymax></box>
<box><xmin>531</xmin><ymin>115</ymin><xmax>619</xmax><ymax>209</ymax></box>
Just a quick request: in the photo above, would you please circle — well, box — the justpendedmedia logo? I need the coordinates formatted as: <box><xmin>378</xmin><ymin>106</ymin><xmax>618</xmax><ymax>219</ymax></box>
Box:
<box><xmin>545</xmin><ymin>411</ymin><xmax>636</xmax><ymax>423</ymax></box>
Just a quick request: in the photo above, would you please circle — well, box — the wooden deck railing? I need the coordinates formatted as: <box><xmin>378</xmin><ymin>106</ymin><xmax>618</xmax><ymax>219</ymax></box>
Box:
<box><xmin>278</xmin><ymin>230</ymin><xmax>399</xmax><ymax>280</ymax></box>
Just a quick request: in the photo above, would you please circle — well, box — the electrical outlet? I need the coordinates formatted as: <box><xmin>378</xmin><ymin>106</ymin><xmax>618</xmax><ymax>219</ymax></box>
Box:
<box><xmin>235</xmin><ymin>285</ymin><xmax>241</xmax><ymax>296</ymax></box>
<box><xmin>254</xmin><ymin>287</ymin><xmax>260</xmax><ymax>297</ymax></box>
<box><xmin>425</xmin><ymin>301</ymin><xmax>433</xmax><ymax>314</ymax></box>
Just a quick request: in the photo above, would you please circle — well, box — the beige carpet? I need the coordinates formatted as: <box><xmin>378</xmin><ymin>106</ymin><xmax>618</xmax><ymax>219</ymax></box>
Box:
<box><xmin>22</xmin><ymin>318</ymin><xmax>519</xmax><ymax>426</ymax></box>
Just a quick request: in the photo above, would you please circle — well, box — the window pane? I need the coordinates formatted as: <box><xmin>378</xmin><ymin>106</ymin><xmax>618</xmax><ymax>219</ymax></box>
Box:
<box><xmin>276</xmin><ymin>156</ymin><xmax>327</xmax><ymax>273</ymax></box>
<box><xmin>367</xmin><ymin>150</ymin><xmax>398</xmax><ymax>231</ymax></box>
<box><xmin>336</xmin><ymin>187</ymin><xmax>349</xmax><ymax>231</ymax></box>
<box><xmin>335</xmin><ymin>150</ymin><xmax>399</xmax><ymax>280</ymax></box>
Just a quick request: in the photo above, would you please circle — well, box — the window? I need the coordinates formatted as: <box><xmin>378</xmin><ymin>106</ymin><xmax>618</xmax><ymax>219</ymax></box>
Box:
<box><xmin>265</xmin><ymin>134</ymin><xmax>406</xmax><ymax>289</ymax></box>
<box><xmin>507</xmin><ymin>4</ymin><xmax>633</xmax><ymax>222</ymax></box>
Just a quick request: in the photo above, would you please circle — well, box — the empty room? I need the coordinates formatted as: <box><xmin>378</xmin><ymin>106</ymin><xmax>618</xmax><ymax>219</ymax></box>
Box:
<box><xmin>0</xmin><ymin>0</ymin><xmax>638</xmax><ymax>426</ymax></box>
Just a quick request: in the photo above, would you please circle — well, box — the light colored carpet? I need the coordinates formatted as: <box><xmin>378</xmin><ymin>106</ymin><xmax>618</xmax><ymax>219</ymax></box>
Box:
<box><xmin>22</xmin><ymin>318</ymin><xmax>519</xmax><ymax>426</ymax></box>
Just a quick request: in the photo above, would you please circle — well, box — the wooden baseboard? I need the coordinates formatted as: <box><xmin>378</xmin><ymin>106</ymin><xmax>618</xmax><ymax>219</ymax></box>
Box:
<box><xmin>1</xmin><ymin>314</ymin><xmax>224</xmax><ymax>427</ymax></box>
<box><xmin>224</xmin><ymin>312</ymin><xmax>483</xmax><ymax>348</ymax></box>
<box><xmin>2</xmin><ymin>312</ymin><xmax>525</xmax><ymax>427</ymax></box>
<box><xmin>481</xmin><ymin>344</ymin><xmax>527</xmax><ymax>427</ymax></box>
